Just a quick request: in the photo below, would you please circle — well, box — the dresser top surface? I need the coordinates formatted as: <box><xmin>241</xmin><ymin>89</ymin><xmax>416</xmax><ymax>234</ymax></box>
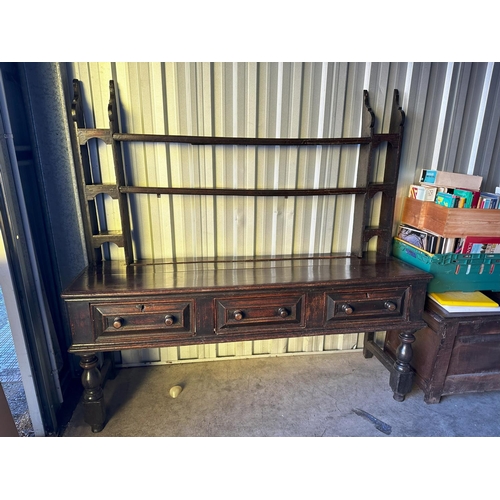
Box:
<box><xmin>62</xmin><ymin>253</ymin><xmax>432</xmax><ymax>299</ymax></box>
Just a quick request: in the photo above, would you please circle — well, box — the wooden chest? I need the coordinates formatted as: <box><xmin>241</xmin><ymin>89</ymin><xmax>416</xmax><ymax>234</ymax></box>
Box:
<box><xmin>385</xmin><ymin>292</ymin><xmax>500</xmax><ymax>403</ymax></box>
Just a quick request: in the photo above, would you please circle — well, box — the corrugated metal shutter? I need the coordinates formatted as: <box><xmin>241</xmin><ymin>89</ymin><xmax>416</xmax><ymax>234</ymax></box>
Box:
<box><xmin>65</xmin><ymin>62</ymin><xmax>500</xmax><ymax>367</ymax></box>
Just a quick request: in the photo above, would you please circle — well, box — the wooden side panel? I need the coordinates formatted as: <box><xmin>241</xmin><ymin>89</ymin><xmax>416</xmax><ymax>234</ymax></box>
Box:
<box><xmin>402</xmin><ymin>198</ymin><xmax>500</xmax><ymax>238</ymax></box>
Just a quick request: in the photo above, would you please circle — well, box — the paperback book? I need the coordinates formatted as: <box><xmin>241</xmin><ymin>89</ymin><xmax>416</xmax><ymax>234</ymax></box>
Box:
<box><xmin>461</xmin><ymin>236</ymin><xmax>500</xmax><ymax>254</ymax></box>
<box><xmin>408</xmin><ymin>184</ymin><xmax>438</xmax><ymax>202</ymax></box>
<box><xmin>478</xmin><ymin>192</ymin><xmax>500</xmax><ymax>209</ymax></box>
<box><xmin>435</xmin><ymin>192</ymin><xmax>458</xmax><ymax>208</ymax></box>
<box><xmin>428</xmin><ymin>291</ymin><xmax>500</xmax><ymax>313</ymax></box>
<box><xmin>397</xmin><ymin>224</ymin><xmax>428</xmax><ymax>250</ymax></box>
<box><xmin>429</xmin><ymin>290</ymin><xmax>499</xmax><ymax>307</ymax></box>
<box><xmin>396</xmin><ymin>224</ymin><xmax>449</xmax><ymax>254</ymax></box>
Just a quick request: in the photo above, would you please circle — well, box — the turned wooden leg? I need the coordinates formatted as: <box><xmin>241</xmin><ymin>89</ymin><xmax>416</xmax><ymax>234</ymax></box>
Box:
<box><xmin>389</xmin><ymin>330</ymin><xmax>416</xmax><ymax>402</ymax></box>
<box><xmin>79</xmin><ymin>353</ymin><xmax>106</xmax><ymax>433</ymax></box>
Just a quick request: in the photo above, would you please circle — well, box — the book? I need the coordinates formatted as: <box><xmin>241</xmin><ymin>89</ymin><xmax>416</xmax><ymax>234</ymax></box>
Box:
<box><xmin>420</xmin><ymin>169</ymin><xmax>483</xmax><ymax>191</ymax></box>
<box><xmin>454</xmin><ymin>238</ymin><xmax>465</xmax><ymax>254</ymax></box>
<box><xmin>478</xmin><ymin>192</ymin><xmax>500</xmax><ymax>209</ymax></box>
<box><xmin>451</xmin><ymin>188</ymin><xmax>476</xmax><ymax>208</ymax></box>
<box><xmin>435</xmin><ymin>192</ymin><xmax>458</xmax><ymax>208</ymax></box>
<box><xmin>442</xmin><ymin>237</ymin><xmax>458</xmax><ymax>253</ymax></box>
<box><xmin>462</xmin><ymin>236</ymin><xmax>500</xmax><ymax>254</ymax></box>
<box><xmin>425</xmin><ymin>230</ymin><xmax>443</xmax><ymax>254</ymax></box>
<box><xmin>397</xmin><ymin>224</ymin><xmax>444</xmax><ymax>254</ymax></box>
<box><xmin>397</xmin><ymin>224</ymin><xmax>428</xmax><ymax>250</ymax></box>
<box><xmin>428</xmin><ymin>291</ymin><xmax>499</xmax><ymax>307</ymax></box>
<box><xmin>428</xmin><ymin>294</ymin><xmax>500</xmax><ymax>314</ymax></box>
<box><xmin>408</xmin><ymin>184</ymin><xmax>437</xmax><ymax>202</ymax></box>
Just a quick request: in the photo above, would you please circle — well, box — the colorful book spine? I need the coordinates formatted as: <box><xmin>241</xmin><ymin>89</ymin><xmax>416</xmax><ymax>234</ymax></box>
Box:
<box><xmin>452</xmin><ymin>188</ymin><xmax>475</xmax><ymax>208</ymax></box>
<box><xmin>435</xmin><ymin>192</ymin><xmax>458</xmax><ymax>207</ymax></box>
<box><xmin>478</xmin><ymin>192</ymin><xmax>500</xmax><ymax>209</ymax></box>
<box><xmin>397</xmin><ymin>224</ymin><xmax>447</xmax><ymax>254</ymax></box>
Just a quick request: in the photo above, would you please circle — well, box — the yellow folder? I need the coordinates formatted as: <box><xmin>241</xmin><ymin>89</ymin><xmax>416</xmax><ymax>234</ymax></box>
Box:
<box><xmin>428</xmin><ymin>291</ymin><xmax>499</xmax><ymax>307</ymax></box>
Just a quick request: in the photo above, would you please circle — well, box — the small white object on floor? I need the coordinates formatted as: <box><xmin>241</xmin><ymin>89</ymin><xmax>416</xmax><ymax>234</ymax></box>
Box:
<box><xmin>169</xmin><ymin>385</ymin><xmax>182</xmax><ymax>398</ymax></box>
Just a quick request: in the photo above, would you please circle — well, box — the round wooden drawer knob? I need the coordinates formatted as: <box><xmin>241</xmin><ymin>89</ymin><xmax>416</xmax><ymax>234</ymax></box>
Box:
<box><xmin>164</xmin><ymin>314</ymin><xmax>175</xmax><ymax>326</ymax></box>
<box><xmin>342</xmin><ymin>304</ymin><xmax>354</xmax><ymax>315</ymax></box>
<box><xmin>278</xmin><ymin>307</ymin><xmax>289</xmax><ymax>318</ymax></box>
<box><xmin>233</xmin><ymin>310</ymin><xmax>244</xmax><ymax>321</ymax></box>
<box><xmin>113</xmin><ymin>317</ymin><xmax>124</xmax><ymax>329</ymax></box>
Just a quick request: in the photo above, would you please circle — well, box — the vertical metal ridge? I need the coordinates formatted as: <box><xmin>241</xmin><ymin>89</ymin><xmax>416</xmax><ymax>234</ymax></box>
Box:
<box><xmin>66</xmin><ymin>62</ymin><xmax>500</xmax><ymax>365</ymax></box>
<box><xmin>468</xmin><ymin>62</ymin><xmax>495</xmax><ymax>175</ymax></box>
<box><xmin>431</xmin><ymin>62</ymin><xmax>455</xmax><ymax>171</ymax></box>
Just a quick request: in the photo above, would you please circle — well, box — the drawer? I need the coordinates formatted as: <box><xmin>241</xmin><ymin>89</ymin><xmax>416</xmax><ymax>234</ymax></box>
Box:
<box><xmin>215</xmin><ymin>294</ymin><xmax>305</xmax><ymax>334</ymax></box>
<box><xmin>325</xmin><ymin>287</ymin><xmax>408</xmax><ymax>323</ymax></box>
<box><xmin>91</xmin><ymin>300</ymin><xmax>194</xmax><ymax>340</ymax></box>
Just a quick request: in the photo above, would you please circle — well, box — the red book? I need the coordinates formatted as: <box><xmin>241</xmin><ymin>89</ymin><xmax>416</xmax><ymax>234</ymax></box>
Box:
<box><xmin>471</xmin><ymin>190</ymin><xmax>481</xmax><ymax>208</ymax></box>
<box><xmin>462</xmin><ymin>236</ymin><xmax>500</xmax><ymax>254</ymax></box>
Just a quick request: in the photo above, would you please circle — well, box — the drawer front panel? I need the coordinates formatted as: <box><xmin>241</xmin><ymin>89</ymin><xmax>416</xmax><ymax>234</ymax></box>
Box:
<box><xmin>325</xmin><ymin>287</ymin><xmax>408</xmax><ymax>323</ymax></box>
<box><xmin>215</xmin><ymin>294</ymin><xmax>305</xmax><ymax>334</ymax></box>
<box><xmin>92</xmin><ymin>300</ymin><xmax>194</xmax><ymax>339</ymax></box>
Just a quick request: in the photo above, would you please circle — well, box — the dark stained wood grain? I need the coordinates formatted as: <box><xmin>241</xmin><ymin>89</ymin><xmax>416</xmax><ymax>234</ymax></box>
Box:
<box><xmin>385</xmin><ymin>292</ymin><xmax>500</xmax><ymax>403</ymax></box>
<box><xmin>63</xmin><ymin>83</ymin><xmax>432</xmax><ymax>431</ymax></box>
<box><xmin>63</xmin><ymin>253</ymin><xmax>430</xmax><ymax>299</ymax></box>
<box><xmin>64</xmin><ymin>254</ymin><xmax>431</xmax><ymax>355</ymax></box>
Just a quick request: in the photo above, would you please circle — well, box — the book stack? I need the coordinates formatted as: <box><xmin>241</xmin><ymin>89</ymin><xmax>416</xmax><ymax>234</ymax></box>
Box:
<box><xmin>396</xmin><ymin>224</ymin><xmax>457</xmax><ymax>254</ymax></box>
<box><xmin>396</xmin><ymin>224</ymin><xmax>500</xmax><ymax>255</ymax></box>
<box><xmin>477</xmin><ymin>192</ymin><xmax>500</xmax><ymax>209</ymax></box>
<box><xmin>400</xmin><ymin>170</ymin><xmax>500</xmax><ymax>255</ymax></box>
<box><xmin>428</xmin><ymin>290</ymin><xmax>500</xmax><ymax>314</ymax></box>
<box><xmin>407</xmin><ymin>169</ymin><xmax>500</xmax><ymax>210</ymax></box>
<box><xmin>394</xmin><ymin>175</ymin><xmax>500</xmax><ymax>294</ymax></box>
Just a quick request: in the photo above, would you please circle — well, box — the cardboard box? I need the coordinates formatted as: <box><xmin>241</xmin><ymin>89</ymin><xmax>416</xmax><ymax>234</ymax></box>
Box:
<box><xmin>420</xmin><ymin>169</ymin><xmax>483</xmax><ymax>191</ymax></box>
<box><xmin>401</xmin><ymin>197</ymin><xmax>500</xmax><ymax>238</ymax></box>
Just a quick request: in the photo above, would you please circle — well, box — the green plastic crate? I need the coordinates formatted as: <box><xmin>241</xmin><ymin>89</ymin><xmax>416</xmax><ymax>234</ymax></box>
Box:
<box><xmin>392</xmin><ymin>238</ymin><xmax>500</xmax><ymax>293</ymax></box>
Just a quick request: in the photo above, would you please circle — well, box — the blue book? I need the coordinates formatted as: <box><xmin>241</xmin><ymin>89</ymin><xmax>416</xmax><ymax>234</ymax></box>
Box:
<box><xmin>479</xmin><ymin>192</ymin><xmax>500</xmax><ymax>209</ymax></box>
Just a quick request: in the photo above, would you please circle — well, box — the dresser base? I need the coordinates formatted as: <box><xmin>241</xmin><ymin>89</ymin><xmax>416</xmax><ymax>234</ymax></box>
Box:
<box><xmin>64</xmin><ymin>255</ymin><xmax>431</xmax><ymax>432</ymax></box>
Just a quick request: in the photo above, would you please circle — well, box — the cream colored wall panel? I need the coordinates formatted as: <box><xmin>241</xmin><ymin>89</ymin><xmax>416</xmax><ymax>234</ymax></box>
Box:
<box><xmin>117</xmin><ymin>334</ymin><xmax>364</xmax><ymax>367</ymax></box>
<box><xmin>65</xmin><ymin>62</ymin><xmax>500</xmax><ymax>368</ymax></box>
<box><xmin>234</xmin><ymin>341</ymin><xmax>253</xmax><ymax>357</ymax></box>
<box><xmin>252</xmin><ymin>339</ymin><xmax>274</xmax><ymax>355</ymax></box>
<box><xmin>323</xmin><ymin>333</ymin><xmax>360</xmax><ymax>351</ymax></box>
<box><xmin>160</xmin><ymin>346</ymin><xmax>180</xmax><ymax>362</ymax></box>
<box><xmin>216</xmin><ymin>343</ymin><xmax>237</xmax><ymax>358</ymax></box>
<box><xmin>179</xmin><ymin>345</ymin><xmax>203</xmax><ymax>360</ymax></box>
<box><xmin>288</xmin><ymin>336</ymin><xmax>325</xmax><ymax>353</ymax></box>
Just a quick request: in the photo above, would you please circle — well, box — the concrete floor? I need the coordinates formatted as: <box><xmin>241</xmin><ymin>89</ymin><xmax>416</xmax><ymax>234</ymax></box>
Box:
<box><xmin>61</xmin><ymin>350</ymin><xmax>500</xmax><ymax>437</ymax></box>
<box><xmin>0</xmin><ymin>290</ymin><xmax>33</xmax><ymax>436</ymax></box>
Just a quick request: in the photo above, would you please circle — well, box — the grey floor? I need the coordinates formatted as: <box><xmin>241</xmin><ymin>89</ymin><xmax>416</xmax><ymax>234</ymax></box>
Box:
<box><xmin>0</xmin><ymin>290</ymin><xmax>34</xmax><ymax>437</ymax></box>
<box><xmin>61</xmin><ymin>350</ymin><xmax>500</xmax><ymax>437</ymax></box>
